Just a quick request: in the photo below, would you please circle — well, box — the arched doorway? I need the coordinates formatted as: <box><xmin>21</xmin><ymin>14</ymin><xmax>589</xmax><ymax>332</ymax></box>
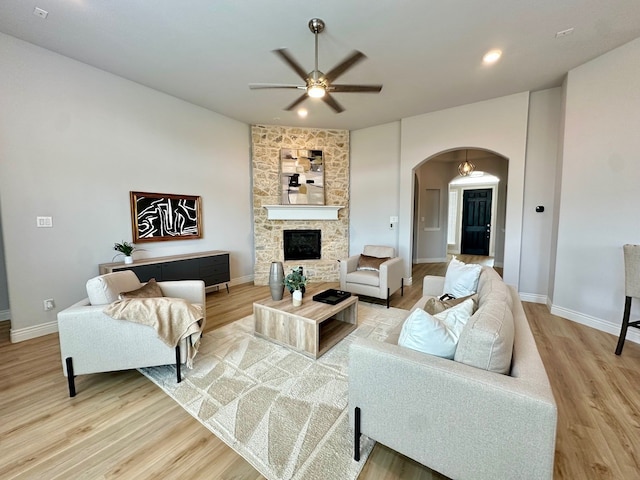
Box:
<box><xmin>411</xmin><ymin>148</ymin><xmax>508</xmax><ymax>267</ymax></box>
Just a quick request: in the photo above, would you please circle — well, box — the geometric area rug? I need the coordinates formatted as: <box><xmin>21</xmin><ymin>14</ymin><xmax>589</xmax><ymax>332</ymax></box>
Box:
<box><xmin>139</xmin><ymin>302</ymin><xmax>409</xmax><ymax>480</ymax></box>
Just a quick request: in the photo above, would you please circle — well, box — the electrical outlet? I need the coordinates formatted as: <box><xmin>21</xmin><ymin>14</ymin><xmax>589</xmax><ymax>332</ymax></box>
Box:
<box><xmin>43</xmin><ymin>298</ymin><xmax>55</xmax><ymax>311</ymax></box>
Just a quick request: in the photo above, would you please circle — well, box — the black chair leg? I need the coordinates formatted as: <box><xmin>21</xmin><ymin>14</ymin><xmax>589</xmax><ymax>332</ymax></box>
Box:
<box><xmin>386</xmin><ymin>288</ymin><xmax>390</xmax><ymax>309</ymax></box>
<box><xmin>615</xmin><ymin>296</ymin><xmax>632</xmax><ymax>355</ymax></box>
<box><xmin>401</xmin><ymin>278</ymin><xmax>404</xmax><ymax>296</ymax></box>
<box><xmin>354</xmin><ymin>406</ymin><xmax>361</xmax><ymax>461</ymax></box>
<box><xmin>65</xmin><ymin>357</ymin><xmax>76</xmax><ymax>397</ymax></box>
<box><xmin>175</xmin><ymin>345</ymin><xmax>182</xmax><ymax>383</ymax></box>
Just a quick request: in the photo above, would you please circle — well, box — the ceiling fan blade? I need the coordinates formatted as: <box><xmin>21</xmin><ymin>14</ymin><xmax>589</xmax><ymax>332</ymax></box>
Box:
<box><xmin>330</xmin><ymin>84</ymin><xmax>383</xmax><ymax>93</ymax></box>
<box><xmin>284</xmin><ymin>93</ymin><xmax>309</xmax><ymax>111</ymax></box>
<box><xmin>273</xmin><ymin>49</ymin><xmax>309</xmax><ymax>82</ymax></box>
<box><xmin>323</xmin><ymin>50</ymin><xmax>366</xmax><ymax>83</ymax></box>
<box><xmin>321</xmin><ymin>93</ymin><xmax>344</xmax><ymax>113</ymax></box>
<box><xmin>249</xmin><ymin>83</ymin><xmax>306</xmax><ymax>90</ymax></box>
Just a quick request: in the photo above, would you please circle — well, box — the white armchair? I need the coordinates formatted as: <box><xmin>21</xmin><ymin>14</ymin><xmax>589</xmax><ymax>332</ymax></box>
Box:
<box><xmin>57</xmin><ymin>270</ymin><xmax>206</xmax><ymax>397</ymax></box>
<box><xmin>339</xmin><ymin>245</ymin><xmax>404</xmax><ymax>308</ymax></box>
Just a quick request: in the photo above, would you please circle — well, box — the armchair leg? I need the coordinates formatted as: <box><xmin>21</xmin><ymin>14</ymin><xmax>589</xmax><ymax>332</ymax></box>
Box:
<box><xmin>175</xmin><ymin>345</ymin><xmax>182</xmax><ymax>383</ymax></box>
<box><xmin>354</xmin><ymin>406</ymin><xmax>361</xmax><ymax>461</ymax></box>
<box><xmin>616</xmin><ymin>296</ymin><xmax>633</xmax><ymax>355</ymax></box>
<box><xmin>401</xmin><ymin>278</ymin><xmax>404</xmax><ymax>296</ymax></box>
<box><xmin>65</xmin><ymin>357</ymin><xmax>76</xmax><ymax>397</ymax></box>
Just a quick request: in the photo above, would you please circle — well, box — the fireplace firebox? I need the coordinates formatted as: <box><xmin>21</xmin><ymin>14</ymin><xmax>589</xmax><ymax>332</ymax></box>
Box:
<box><xmin>283</xmin><ymin>229</ymin><xmax>321</xmax><ymax>261</ymax></box>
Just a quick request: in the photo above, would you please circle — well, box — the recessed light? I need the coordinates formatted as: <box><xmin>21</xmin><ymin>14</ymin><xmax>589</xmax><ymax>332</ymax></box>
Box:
<box><xmin>297</xmin><ymin>108</ymin><xmax>308</xmax><ymax>118</ymax></box>
<box><xmin>33</xmin><ymin>7</ymin><xmax>48</xmax><ymax>19</ymax></box>
<box><xmin>555</xmin><ymin>27</ymin><xmax>574</xmax><ymax>38</ymax></box>
<box><xmin>482</xmin><ymin>49</ymin><xmax>502</xmax><ymax>65</ymax></box>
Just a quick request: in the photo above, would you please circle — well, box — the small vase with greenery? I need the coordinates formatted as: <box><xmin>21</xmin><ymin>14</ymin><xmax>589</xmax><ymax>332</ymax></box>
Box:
<box><xmin>284</xmin><ymin>267</ymin><xmax>307</xmax><ymax>293</ymax></box>
<box><xmin>113</xmin><ymin>241</ymin><xmax>138</xmax><ymax>263</ymax></box>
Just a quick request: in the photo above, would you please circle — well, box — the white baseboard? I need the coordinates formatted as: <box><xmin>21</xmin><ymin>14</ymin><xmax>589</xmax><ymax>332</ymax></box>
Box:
<box><xmin>415</xmin><ymin>257</ymin><xmax>448</xmax><ymax>264</ymax></box>
<box><xmin>11</xmin><ymin>320</ymin><xmax>58</xmax><ymax>343</ymax></box>
<box><xmin>0</xmin><ymin>309</ymin><xmax>10</xmax><ymax>321</ymax></box>
<box><xmin>550</xmin><ymin>304</ymin><xmax>640</xmax><ymax>346</ymax></box>
<box><xmin>519</xmin><ymin>293</ymin><xmax>548</xmax><ymax>304</ymax></box>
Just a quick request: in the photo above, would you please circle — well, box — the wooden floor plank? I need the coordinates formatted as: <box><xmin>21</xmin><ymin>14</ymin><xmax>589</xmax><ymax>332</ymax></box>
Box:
<box><xmin>1</xmin><ymin>256</ymin><xmax>639</xmax><ymax>479</ymax></box>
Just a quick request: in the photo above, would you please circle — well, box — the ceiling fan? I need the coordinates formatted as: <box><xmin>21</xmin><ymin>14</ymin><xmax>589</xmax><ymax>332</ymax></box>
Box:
<box><xmin>249</xmin><ymin>18</ymin><xmax>383</xmax><ymax>113</ymax></box>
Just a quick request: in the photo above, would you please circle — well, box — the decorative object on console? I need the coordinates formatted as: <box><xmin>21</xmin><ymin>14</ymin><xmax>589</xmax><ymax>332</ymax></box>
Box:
<box><xmin>268</xmin><ymin>261</ymin><xmax>285</xmax><ymax>300</ymax></box>
<box><xmin>113</xmin><ymin>240</ymin><xmax>138</xmax><ymax>264</ymax></box>
<box><xmin>130</xmin><ymin>191</ymin><xmax>202</xmax><ymax>243</ymax></box>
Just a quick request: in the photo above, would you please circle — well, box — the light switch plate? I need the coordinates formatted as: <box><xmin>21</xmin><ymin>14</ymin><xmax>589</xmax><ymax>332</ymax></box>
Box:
<box><xmin>36</xmin><ymin>216</ymin><xmax>53</xmax><ymax>228</ymax></box>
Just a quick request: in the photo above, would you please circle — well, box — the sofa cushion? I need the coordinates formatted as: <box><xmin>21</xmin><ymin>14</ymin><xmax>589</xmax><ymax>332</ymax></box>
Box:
<box><xmin>443</xmin><ymin>257</ymin><xmax>482</xmax><ymax>298</ymax></box>
<box><xmin>454</xmin><ymin>299</ymin><xmax>515</xmax><ymax>374</ymax></box>
<box><xmin>345</xmin><ymin>270</ymin><xmax>380</xmax><ymax>287</ymax></box>
<box><xmin>357</xmin><ymin>254</ymin><xmax>390</xmax><ymax>272</ymax></box>
<box><xmin>424</xmin><ymin>294</ymin><xmax>477</xmax><ymax>315</ymax></box>
<box><xmin>86</xmin><ymin>270</ymin><xmax>142</xmax><ymax>305</ymax></box>
<box><xmin>119</xmin><ymin>278</ymin><xmax>164</xmax><ymax>299</ymax></box>
<box><xmin>397</xmin><ymin>299</ymin><xmax>475</xmax><ymax>359</ymax></box>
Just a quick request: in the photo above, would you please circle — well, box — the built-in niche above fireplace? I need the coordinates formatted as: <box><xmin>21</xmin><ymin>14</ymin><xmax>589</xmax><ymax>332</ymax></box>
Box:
<box><xmin>284</xmin><ymin>229</ymin><xmax>321</xmax><ymax>261</ymax></box>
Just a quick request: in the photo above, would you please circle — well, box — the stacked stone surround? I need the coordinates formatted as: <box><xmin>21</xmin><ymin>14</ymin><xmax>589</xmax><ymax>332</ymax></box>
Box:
<box><xmin>252</xmin><ymin>124</ymin><xmax>349</xmax><ymax>285</ymax></box>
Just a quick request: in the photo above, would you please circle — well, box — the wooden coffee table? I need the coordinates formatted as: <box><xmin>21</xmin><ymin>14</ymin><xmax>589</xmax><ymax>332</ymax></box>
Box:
<box><xmin>253</xmin><ymin>288</ymin><xmax>358</xmax><ymax>359</ymax></box>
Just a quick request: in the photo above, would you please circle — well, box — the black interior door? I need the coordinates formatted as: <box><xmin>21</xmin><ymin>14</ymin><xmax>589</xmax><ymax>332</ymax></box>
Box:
<box><xmin>461</xmin><ymin>188</ymin><xmax>492</xmax><ymax>255</ymax></box>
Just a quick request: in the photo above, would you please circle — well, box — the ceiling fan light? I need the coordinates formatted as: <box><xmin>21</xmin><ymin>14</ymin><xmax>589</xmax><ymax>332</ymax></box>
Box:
<box><xmin>308</xmin><ymin>84</ymin><xmax>326</xmax><ymax>98</ymax></box>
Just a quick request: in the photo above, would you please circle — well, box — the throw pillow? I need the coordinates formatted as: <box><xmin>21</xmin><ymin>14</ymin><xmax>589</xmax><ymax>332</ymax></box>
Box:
<box><xmin>119</xmin><ymin>278</ymin><xmax>164</xmax><ymax>299</ymax></box>
<box><xmin>398</xmin><ymin>298</ymin><xmax>475</xmax><ymax>359</ymax></box>
<box><xmin>356</xmin><ymin>254</ymin><xmax>390</xmax><ymax>271</ymax></box>
<box><xmin>443</xmin><ymin>257</ymin><xmax>482</xmax><ymax>298</ymax></box>
<box><xmin>424</xmin><ymin>294</ymin><xmax>478</xmax><ymax>315</ymax></box>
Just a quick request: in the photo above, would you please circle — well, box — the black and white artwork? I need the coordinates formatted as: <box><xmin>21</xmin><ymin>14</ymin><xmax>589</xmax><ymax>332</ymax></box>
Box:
<box><xmin>130</xmin><ymin>191</ymin><xmax>202</xmax><ymax>242</ymax></box>
<box><xmin>280</xmin><ymin>148</ymin><xmax>324</xmax><ymax>205</ymax></box>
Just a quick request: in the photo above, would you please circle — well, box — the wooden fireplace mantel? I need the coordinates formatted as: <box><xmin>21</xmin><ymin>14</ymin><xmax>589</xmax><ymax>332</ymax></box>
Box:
<box><xmin>263</xmin><ymin>205</ymin><xmax>344</xmax><ymax>221</ymax></box>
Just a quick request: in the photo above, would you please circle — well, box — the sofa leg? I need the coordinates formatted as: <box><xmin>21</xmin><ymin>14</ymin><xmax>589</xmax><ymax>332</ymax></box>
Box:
<box><xmin>401</xmin><ymin>277</ymin><xmax>404</xmax><ymax>296</ymax></box>
<box><xmin>354</xmin><ymin>406</ymin><xmax>361</xmax><ymax>461</ymax></box>
<box><xmin>65</xmin><ymin>357</ymin><xmax>76</xmax><ymax>397</ymax></box>
<box><xmin>175</xmin><ymin>345</ymin><xmax>182</xmax><ymax>383</ymax></box>
<box><xmin>386</xmin><ymin>288</ymin><xmax>390</xmax><ymax>309</ymax></box>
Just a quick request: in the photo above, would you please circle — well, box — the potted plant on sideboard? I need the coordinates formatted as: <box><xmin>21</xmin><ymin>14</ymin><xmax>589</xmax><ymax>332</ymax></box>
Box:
<box><xmin>113</xmin><ymin>241</ymin><xmax>138</xmax><ymax>264</ymax></box>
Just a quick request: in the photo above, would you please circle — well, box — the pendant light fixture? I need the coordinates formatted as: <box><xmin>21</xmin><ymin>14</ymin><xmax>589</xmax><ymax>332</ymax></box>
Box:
<box><xmin>458</xmin><ymin>149</ymin><xmax>475</xmax><ymax>176</ymax></box>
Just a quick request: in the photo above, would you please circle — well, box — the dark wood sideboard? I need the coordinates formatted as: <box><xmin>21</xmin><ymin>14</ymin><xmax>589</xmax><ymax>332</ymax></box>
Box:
<box><xmin>99</xmin><ymin>250</ymin><xmax>230</xmax><ymax>293</ymax></box>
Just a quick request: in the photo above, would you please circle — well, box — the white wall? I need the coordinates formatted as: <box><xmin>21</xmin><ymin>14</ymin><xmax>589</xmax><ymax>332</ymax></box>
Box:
<box><xmin>0</xmin><ymin>209</ymin><xmax>9</xmax><ymax>320</ymax></box>
<box><xmin>0</xmin><ymin>33</ymin><xmax>253</xmax><ymax>340</ymax></box>
<box><xmin>349</xmin><ymin>122</ymin><xmax>401</xmax><ymax>256</ymax></box>
<box><xmin>399</xmin><ymin>93</ymin><xmax>530</xmax><ymax>287</ymax></box>
<box><xmin>519</xmin><ymin>88</ymin><xmax>562</xmax><ymax>303</ymax></box>
<box><xmin>551</xmin><ymin>38</ymin><xmax>640</xmax><ymax>340</ymax></box>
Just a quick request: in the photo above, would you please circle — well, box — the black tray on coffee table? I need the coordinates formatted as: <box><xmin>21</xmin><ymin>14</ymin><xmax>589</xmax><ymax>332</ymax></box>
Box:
<box><xmin>312</xmin><ymin>288</ymin><xmax>352</xmax><ymax>305</ymax></box>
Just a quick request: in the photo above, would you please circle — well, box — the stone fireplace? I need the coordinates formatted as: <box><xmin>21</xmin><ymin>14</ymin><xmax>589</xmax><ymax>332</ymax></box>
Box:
<box><xmin>251</xmin><ymin>125</ymin><xmax>350</xmax><ymax>285</ymax></box>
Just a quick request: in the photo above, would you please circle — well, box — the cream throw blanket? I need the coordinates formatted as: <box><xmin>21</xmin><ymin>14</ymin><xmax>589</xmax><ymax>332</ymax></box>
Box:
<box><xmin>104</xmin><ymin>297</ymin><xmax>203</xmax><ymax>368</ymax></box>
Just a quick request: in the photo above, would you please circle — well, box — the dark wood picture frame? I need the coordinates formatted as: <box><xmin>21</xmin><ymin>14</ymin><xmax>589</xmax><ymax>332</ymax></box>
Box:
<box><xmin>130</xmin><ymin>191</ymin><xmax>202</xmax><ymax>243</ymax></box>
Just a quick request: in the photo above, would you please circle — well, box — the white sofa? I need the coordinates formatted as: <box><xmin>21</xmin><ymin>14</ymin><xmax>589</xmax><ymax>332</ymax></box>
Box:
<box><xmin>58</xmin><ymin>271</ymin><xmax>206</xmax><ymax>397</ymax></box>
<box><xmin>349</xmin><ymin>267</ymin><xmax>557</xmax><ymax>480</ymax></box>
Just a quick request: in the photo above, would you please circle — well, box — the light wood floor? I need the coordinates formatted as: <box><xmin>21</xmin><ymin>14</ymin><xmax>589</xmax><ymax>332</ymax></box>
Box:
<box><xmin>1</xmin><ymin>257</ymin><xmax>639</xmax><ymax>479</ymax></box>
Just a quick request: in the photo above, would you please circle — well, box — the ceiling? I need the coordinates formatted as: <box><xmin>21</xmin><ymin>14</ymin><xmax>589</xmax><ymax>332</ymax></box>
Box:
<box><xmin>1</xmin><ymin>1</ymin><xmax>639</xmax><ymax>131</ymax></box>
